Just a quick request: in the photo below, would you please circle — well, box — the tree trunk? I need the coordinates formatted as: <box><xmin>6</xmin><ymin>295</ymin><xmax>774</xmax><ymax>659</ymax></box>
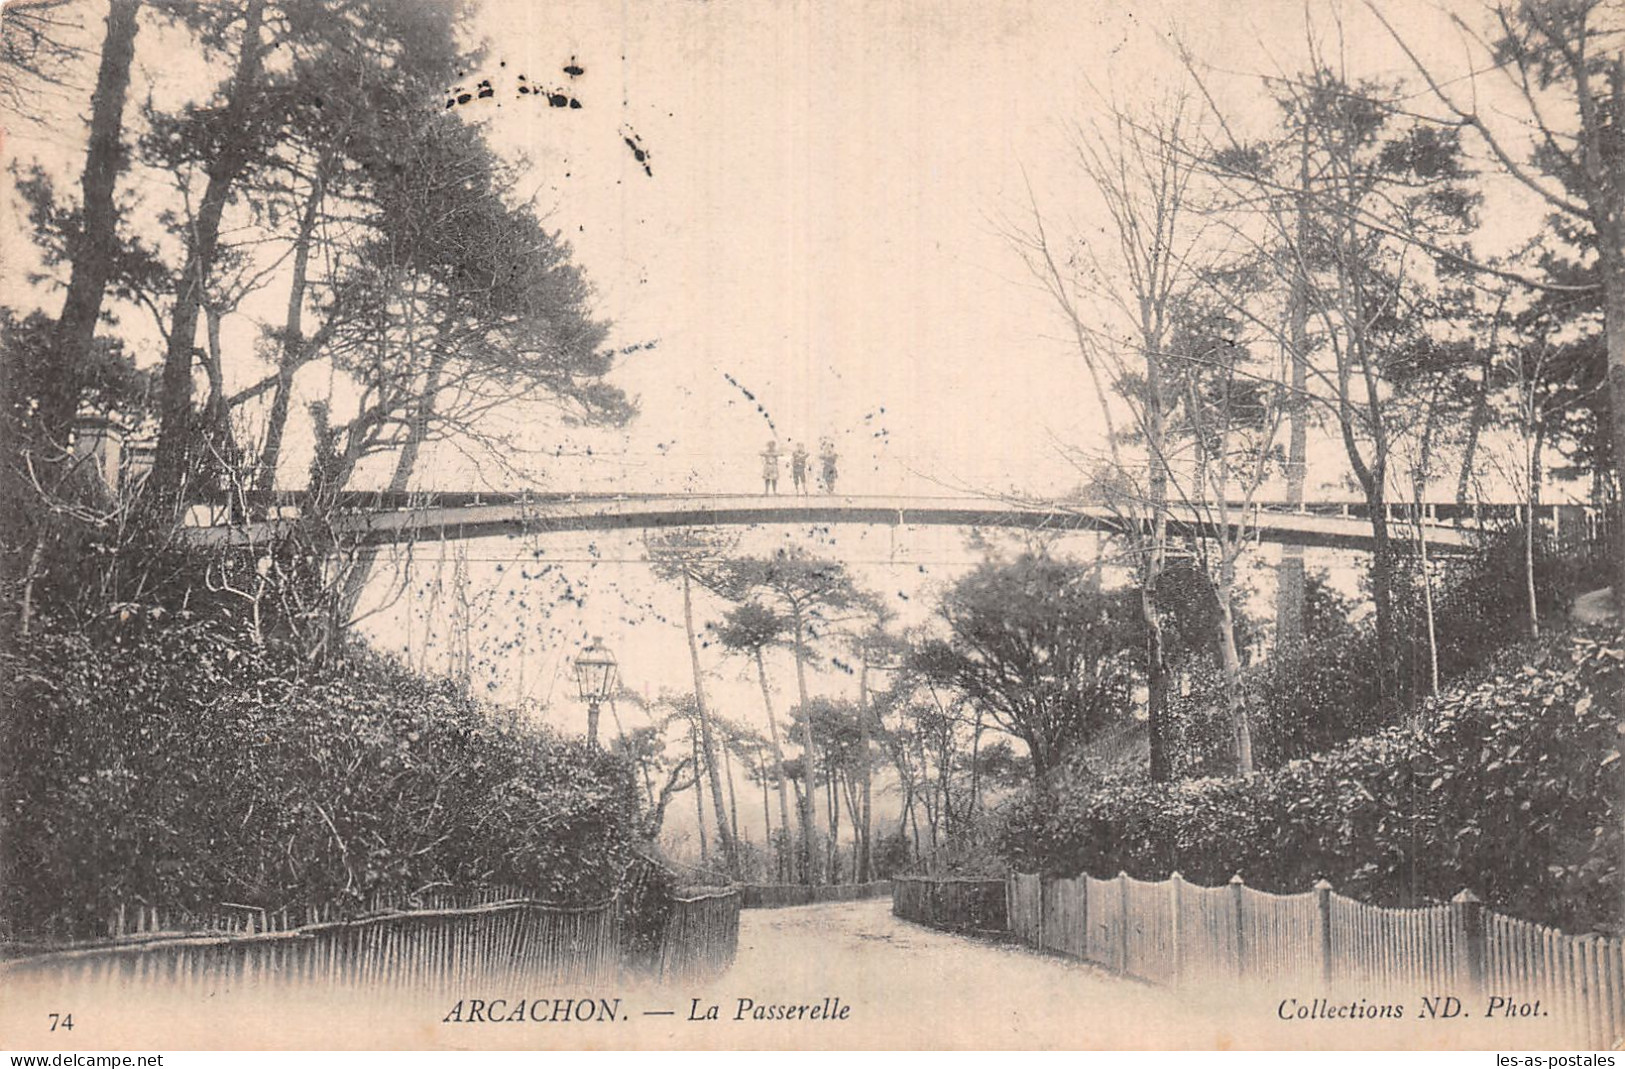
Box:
<box><xmin>969</xmin><ymin>707</ymin><xmax>983</xmax><ymax>815</ymax></box>
<box><xmin>824</xmin><ymin>743</ymin><xmax>839</xmax><ymax>880</ymax></box>
<box><xmin>1141</xmin><ymin>266</ymin><xmax>1176</xmax><ymax>784</ymax></box>
<box><xmin>915</xmin><ymin>725</ymin><xmax>939</xmax><ymax>849</ymax></box>
<box><xmin>856</xmin><ymin>655</ymin><xmax>873</xmax><ymax>882</ymax></box>
<box><xmin>1364</xmin><ymin>485</ymin><xmax>1402</xmax><ymax>716</ymax></box>
<box><xmin>1525</xmin><ymin>420</ymin><xmax>1544</xmax><ymax>640</ymax></box>
<box><xmin>635</xmin><ymin>744</ymin><xmax>657</xmax><ymax>808</ymax></box>
<box><xmin>908</xmin><ymin>787</ymin><xmax>923</xmax><ymax>858</ymax></box>
<box><xmin>1601</xmin><ymin>168</ymin><xmax>1625</xmax><ymax>611</ymax></box>
<box><xmin>889</xmin><ymin>748</ymin><xmax>917</xmax><ymax>851</ymax></box>
<box><xmin>754</xmin><ymin>648</ymin><xmax>794</xmax><ymax>871</ymax></box>
<box><xmin>691</xmin><ymin>726</ymin><xmax>708</xmax><ymax>863</ymax></box>
<box><xmin>1455</xmin><ymin>351</ymin><xmax>1494</xmax><ymax>508</ymax></box>
<box><xmin>40</xmin><ymin>0</ymin><xmax>142</xmax><ymax>453</ymax></box>
<box><xmin>1141</xmin><ymin>583</ymin><xmax>1170</xmax><ymax>781</ymax></box>
<box><xmin>839</xmin><ymin>773</ymin><xmax>862</xmax><ymax>862</ymax></box>
<box><xmin>201</xmin><ymin>304</ymin><xmax>240</xmax><ymax>489</ymax></box>
<box><xmin>152</xmin><ymin>0</ymin><xmax>267</xmax><ymax>505</ymax></box>
<box><xmin>1276</xmin><ymin>139</ymin><xmax>1312</xmax><ymax>648</ymax></box>
<box><xmin>1413</xmin><ymin>492</ymin><xmax>1441</xmax><ymax>701</ymax></box>
<box><xmin>680</xmin><ymin>571</ymin><xmax>739</xmax><ymax>878</ymax></box>
<box><xmin>254</xmin><ymin>163</ymin><xmax>329</xmax><ymax>495</ymax></box>
<box><xmin>646</xmin><ymin>763</ymin><xmax>688</xmax><ymax>839</ymax></box>
<box><xmin>1412</xmin><ymin>388</ymin><xmax>1446</xmax><ymax>706</ymax></box>
<box><xmin>1215</xmin><ymin>559</ymin><xmax>1254</xmax><ymax>775</ymax></box>
<box><xmin>721</xmin><ymin>733</ymin><xmax>740</xmax><ymax>848</ymax></box>
<box><xmin>338</xmin><ymin>348</ymin><xmax>447</xmax><ymax>624</ymax></box>
<box><xmin>757</xmin><ymin>743</ymin><xmax>772</xmax><ymax>868</ymax></box>
<box><xmin>789</xmin><ymin>776</ymin><xmax>808</xmax><ymax>877</ymax></box>
<box><xmin>790</xmin><ymin>609</ymin><xmax>819</xmax><ymax>884</ymax></box>
<box><xmin>17</xmin><ymin>536</ymin><xmax>46</xmax><ymax>638</ymax></box>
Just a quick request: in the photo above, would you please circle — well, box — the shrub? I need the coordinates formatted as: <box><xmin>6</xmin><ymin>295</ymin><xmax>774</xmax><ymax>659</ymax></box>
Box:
<box><xmin>0</xmin><ymin>614</ymin><xmax>645</xmax><ymax>941</ymax></box>
<box><xmin>1000</xmin><ymin>626</ymin><xmax>1624</xmax><ymax>934</ymax></box>
<box><xmin>1164</xmin><ymin>535</ymin><xmax>1603</xmax><ymax>775</ymax></box>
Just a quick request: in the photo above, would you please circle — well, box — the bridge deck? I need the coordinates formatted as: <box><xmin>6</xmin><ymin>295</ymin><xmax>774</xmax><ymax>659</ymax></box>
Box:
<box><xmin>185</xmin><ymin>493</ymin><xmax>1485</xmax><ymax>553</ymax></box>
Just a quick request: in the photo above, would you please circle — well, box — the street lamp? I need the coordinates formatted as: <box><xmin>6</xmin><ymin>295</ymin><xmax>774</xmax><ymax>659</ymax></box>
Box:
<box><xmin>572</xmin><ymin>636</ymin><xmax>618</xmax><ymax>746</ymax></box>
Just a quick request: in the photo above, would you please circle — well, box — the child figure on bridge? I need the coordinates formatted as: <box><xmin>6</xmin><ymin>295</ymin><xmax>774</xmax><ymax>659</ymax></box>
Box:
<box><xmin>761</xmin><ymin>441</ymin><xmax>781</xmax><ymax>495</ymax></box>
<box><xmin>790</xmin><ymin>442</ymin><xmax>809</xmax><ymax>494</ymax></box>
<box><xmin>819</xmin><ymin>439</ymin><xmax>838</xmax><ymax>494</ymax></box>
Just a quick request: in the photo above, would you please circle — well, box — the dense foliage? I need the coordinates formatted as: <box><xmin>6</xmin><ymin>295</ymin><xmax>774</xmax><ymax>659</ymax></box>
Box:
<box><xmin>1000</xmin><ymin>627</ymin><xmax>1624</xmax><ymax>935</ymax></box>
<box><xmin>1165</xmin><ymin>533</ymin><xmax>1602</xmax><ymax>775</ymax></box>
<box><xmin>910</xmin><ymin>553</ymin><xmax>1142</xmax><ymax>777</ymax></box>
<box><xmin>0</xmin><ymin>613</ymin><xmax>644</xmax><ymax>942</ymax></box>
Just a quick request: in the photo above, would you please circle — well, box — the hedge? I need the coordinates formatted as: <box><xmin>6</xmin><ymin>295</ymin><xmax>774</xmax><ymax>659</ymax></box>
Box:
<box><xmin>0</xmin><ymin>615</ymin><xmax>645</xmax><ymax>941</ymax></box>
<box><xmin>1000</xmin><ymin>627</ymin><xmax>1623</xmax><ymax>935</ymax></box>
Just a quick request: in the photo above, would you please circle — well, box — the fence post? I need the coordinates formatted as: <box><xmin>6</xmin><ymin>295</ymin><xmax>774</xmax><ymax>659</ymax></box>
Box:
<box><xmin>1230</xmin><ymin>873</ymin><xmax>1247</xmax><ymax>979</ymax></box>
<box><xmin>1315</xmin><ymin>879</ymin><xmax>1333</xmax><ymax>986</ymax></box>
<box><xmin>1452</xmin><ymin>889</ymin><xmax>1485</xmax><ymax>995</ymax></box>
<box><xmin>1169</xmin><ymin>872</ymin><xmax>1185</xmax><ymax>987</ymax></box>
<box><xmin>1037</xmin><ymin>875</ymin><xmax>1046</xmax><ymax>950</ymax></box>
<box><xmin>1118</xmin><ymin>872</ymin><xmax>1131</xmax><ymax>975</ymax></box>
<box><xmin>1076</xmin><ymin>875</ymin><xmax>1086</xmax><ymax>960</ymax></box>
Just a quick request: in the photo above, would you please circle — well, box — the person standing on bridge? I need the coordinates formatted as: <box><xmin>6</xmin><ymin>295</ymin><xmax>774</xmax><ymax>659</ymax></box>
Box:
<box><xmin>790</xmin><ymin>442</ymin><xmax>809</xmax><ymax>494</ymax></box>
<box><xmin>819</xmin><ymin>438</ymin><xmax>838</xmax><ymax>494</ymax></box>
<box><xmin>761</xmin><ymin>440</ymin><xmax>781</xmax><ymax>495</ymax></box>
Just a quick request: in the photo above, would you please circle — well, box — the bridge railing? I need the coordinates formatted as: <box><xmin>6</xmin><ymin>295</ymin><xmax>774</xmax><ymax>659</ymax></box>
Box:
<box><xmin>183</xmin><ymin>490</ymin><xmax>1599</xmax><ymax>527</ymax></box>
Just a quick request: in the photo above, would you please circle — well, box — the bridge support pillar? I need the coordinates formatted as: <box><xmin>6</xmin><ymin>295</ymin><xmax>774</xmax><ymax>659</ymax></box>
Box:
<box><xmin>1276</xmin><ymin>542</ymin><xmax>1306</xmax><ymax>649</ymax></box>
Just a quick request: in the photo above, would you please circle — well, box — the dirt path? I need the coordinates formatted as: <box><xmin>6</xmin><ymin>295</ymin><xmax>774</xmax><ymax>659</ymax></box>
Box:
<box><xmin>656</xmin><ymin>898</ymin><xmax>1229</xmax><ymax>1048</ymax></box>
<box><xmin>647</xmin><ymin>900</ymin><xmax>1570</xmax><ymax>1050</ymax></box>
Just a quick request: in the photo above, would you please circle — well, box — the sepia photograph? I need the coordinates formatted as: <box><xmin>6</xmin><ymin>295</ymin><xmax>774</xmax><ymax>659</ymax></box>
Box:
<box><xmin>0</xmin><ymin>0</ymin><xmax>1621</xmax><ymax>1053</ymax></box>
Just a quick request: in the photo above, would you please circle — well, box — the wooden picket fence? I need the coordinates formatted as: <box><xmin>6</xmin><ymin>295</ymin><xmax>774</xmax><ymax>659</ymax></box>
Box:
<box><xmin>739</xmin><ymin>881</ymin><xmax>891</xmax><ymax>909</ymax></box>
<box><xmin>891</xmin><ymin>875</ymin><xmax>1008</xmax><ymax>933</ymax></box>
<box><xmin>998</xmin><ymin>872</ymin><xmax>1624</xmax><ymax>1050</ymax></box>
<box><xmin>654</xmin><ymin>889</ymin><xmax>741</xmax><ymax>982</ymax></box>
<box><xmin>0</xmin><ymin>893</ymin><xmax>619</xmax><ymax>995</ymax></box>
<box><xmin>1</xmin><ymin>881</ymin><xmax>744</xmax><ymax>994</ymax></box>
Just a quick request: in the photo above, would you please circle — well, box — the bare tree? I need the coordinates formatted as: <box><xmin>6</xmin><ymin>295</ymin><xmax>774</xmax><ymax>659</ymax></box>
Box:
<box><xmin>1182</xmin><ymin>36</ymin><xmax>1479</xmax><ymax>717</ymax></box>
<box><xmin>1010</xmin><ymin>91</ymin><xmax>1270</xmax><ymax>774</ymax></box>
<box><xmin>1164</xmin><ymin>312</ymin><xmax>1288</xmax><ymax>772</ymax></box>
<box><xmin>1008</xmin><ymin>94</ymin><xmax>1209</xmax><ymax>780</ymax></box>
<box><xmin>1371</xmin><ymin>0</ymin><xmax>1625</xmax><ymax>607</ymax></box>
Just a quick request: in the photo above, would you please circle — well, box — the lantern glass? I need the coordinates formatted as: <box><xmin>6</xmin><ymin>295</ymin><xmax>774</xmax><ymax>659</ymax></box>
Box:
<box><xmin>573</xmin><ymin>638</ymin><xmax>618</xmax><ymax>703</ymax></box>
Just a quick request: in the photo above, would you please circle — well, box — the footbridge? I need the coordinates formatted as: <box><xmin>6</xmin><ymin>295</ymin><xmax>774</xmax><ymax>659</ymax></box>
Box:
<box><xmin>180</xmin><ymin>491</ymin><xmax>1542</xmax><ymax>554</ymax></box>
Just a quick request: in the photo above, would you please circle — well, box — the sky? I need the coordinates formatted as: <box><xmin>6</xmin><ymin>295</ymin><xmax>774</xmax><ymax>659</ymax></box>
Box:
<box><xmin>3</xmin><ymin>0</ymin><xmax>1551</xmax><ymax>500</ymax></box>
<box><xmin>435</xmin><ymin>0</ymin><xmax>1536</xmax><ymax>501</ymax></box>
<box><xmin>451</xmin><ymin>0</ymin><xmax>1126</xmax><ymax>498</ymax></box>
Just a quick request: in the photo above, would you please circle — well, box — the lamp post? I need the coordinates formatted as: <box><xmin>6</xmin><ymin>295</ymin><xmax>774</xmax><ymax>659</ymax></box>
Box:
<box><xmin>572</xmin><ymin>636</ymin><xmax>618</xmax><ymax>747</ymax></box>
<box><xmin>856</xmin><ymin>648</ymin><xmax>899</xmax><ymax>883</ymax></box>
